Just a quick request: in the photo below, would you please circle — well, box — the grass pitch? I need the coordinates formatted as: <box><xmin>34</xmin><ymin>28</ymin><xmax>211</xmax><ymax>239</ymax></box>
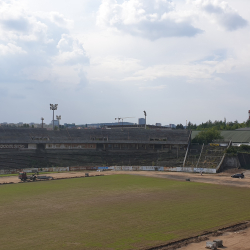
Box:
<box><xmin>1</xmin><ymin>175</ymin><xmax>250</xmax><ymax>250</ymax></box>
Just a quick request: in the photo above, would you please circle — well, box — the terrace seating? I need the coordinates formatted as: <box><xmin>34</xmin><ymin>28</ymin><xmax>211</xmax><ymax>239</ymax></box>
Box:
<box><xmin>0</xmin><ymin>128</ymin><xmax>191</xmax><ymax>170</ymax></box>
<box><xmin>0</xmin><ymin>128</ymin><xmax>191</xmax><ymax>144</ymax></box>
<box><xmin>197</xmin><ymin>145</ymin><xmax>225</xmax><ymax>169</ymax></box>
<box><xmin>185</xmin><ymin>144</ymin><xmax>202</xmax><ymax>167</ymax></box>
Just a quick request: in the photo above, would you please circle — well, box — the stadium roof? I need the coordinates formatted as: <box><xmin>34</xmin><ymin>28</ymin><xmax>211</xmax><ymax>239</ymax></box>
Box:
<box><xmin>192</xmin><ymin>130</ymin><xmax>250</xmax><ymax>143</ymax></box>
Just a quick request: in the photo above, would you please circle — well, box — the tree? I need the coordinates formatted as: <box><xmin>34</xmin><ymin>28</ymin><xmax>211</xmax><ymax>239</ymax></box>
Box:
<box><xmin>192</xmin><ymin>128</ymin><xmax>223</xmax><ymax>144</ymax></box>
<box><xmin>176</xmin><ymin>124</ymin><xmax>184</xmax><ymax>129</ymax></box>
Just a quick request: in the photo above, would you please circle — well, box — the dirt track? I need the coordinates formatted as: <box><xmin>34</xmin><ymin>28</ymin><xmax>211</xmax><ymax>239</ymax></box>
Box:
<box><xmin>1</xmin><ymin>170</ymin><xmax>250</xmax><ymax>249</ymax></box>
<box><xmin>179</xmin><ymin>227</ymin><xmax>250</xmax><ymax>250</ymax></box>
<box><xmin>2</xmin><ymin>169</ymin><xmax>250</xmax><ymax>187</ymax></box>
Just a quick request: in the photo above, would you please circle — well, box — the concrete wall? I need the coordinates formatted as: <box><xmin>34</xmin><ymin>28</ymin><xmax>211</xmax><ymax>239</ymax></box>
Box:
<box><xmin>28</xmin><ymin>144</ymin><xmax>37</xmax><ymax>149</ymax></box>
<box><xmin>45</xmin><ymin>143</ymin><xmax>96</xmax><ymax>149</ymax></box>
<box><xmin>109</xmin><ymin>166</ymin><xmax>217</xmax><ymax>173</ymax></box>
<box><xmin>238</xmin><ymin>153</ymin><xmax>250</xmax><ymax>169</ymax></box>
<box><xmin>220</xmin><ymin>155</ymin><xmax>241</xmax><ymax>171</ymax></box>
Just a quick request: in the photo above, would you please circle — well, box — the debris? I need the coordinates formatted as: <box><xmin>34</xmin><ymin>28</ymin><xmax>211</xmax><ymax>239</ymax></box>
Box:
<box><xmin>206</xmin><ymin>241</ymin><xmax>217</xmax><ymax>249</ymax></box>
<box><xmin>213</xmin><ymin>239</ymin><xmax>223</xmax><ymax>247</ymax></box>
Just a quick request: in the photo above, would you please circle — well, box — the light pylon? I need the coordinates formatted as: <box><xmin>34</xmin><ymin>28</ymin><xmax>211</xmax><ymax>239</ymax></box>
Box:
<box><xmin>50</xmin><ymin>104</ymin><xmax>58</xmax><ymax>130</ymax></box>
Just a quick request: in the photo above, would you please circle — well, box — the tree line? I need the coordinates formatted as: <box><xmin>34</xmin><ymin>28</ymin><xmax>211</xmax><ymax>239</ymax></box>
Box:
<box><xmin>176</xmin><ymin>119</ymin><xmax>250</xmax><ymax>130</ymax></box>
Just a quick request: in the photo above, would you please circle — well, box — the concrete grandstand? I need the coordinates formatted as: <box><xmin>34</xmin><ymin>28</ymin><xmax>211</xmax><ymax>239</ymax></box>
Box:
<box><xmin>0</xmin><ymin>128</ymin><xmax>190</xmax><ymax>170</ymax></box>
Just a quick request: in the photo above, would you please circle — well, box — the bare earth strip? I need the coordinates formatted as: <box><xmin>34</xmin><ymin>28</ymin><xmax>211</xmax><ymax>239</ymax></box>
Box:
<box><xmin>180</xmin><ymin>227</ymin><xmax>250</xmax><ymax>250</ymax></box>
<box><xmin>1</xmin><ymin>170</ymin><xmax>250</xmax><ymax>250</ymax></box>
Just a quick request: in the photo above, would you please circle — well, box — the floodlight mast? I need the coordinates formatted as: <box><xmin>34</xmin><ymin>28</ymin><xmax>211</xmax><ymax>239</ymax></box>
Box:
<box><xmin>50</xmin><ymin>104</ymin><xmax>58</xmax><ymax>130</ymax></box>
<box><xmin>56</xmin><ymin>115</ymin><xmax>61</xmax><ymax>130</ymax></box>
<box><xmin>143</xmin><ymin>111</ymin><xmax>147</xmax><ymax>129</ymax></box>
<box><xmin>41</xmin><ymin>117</ymin><xmax>44</xmax><ymax>128</ymax></box>
<box><xmin>115</xmin><ymin>117</ymin><xmax>121</xmax><ymax>124</ymax></box>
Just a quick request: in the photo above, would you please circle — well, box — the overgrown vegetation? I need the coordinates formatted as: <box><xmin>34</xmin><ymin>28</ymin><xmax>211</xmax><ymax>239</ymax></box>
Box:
<box><xmin>192</xmin><ymin>127</ymin><xmax>223</xmax><ymax>144</ymax></box>
<box><xmin>226</xmin><ymin>145</ymin><xmax>250</xmax><ymax>155</ymax></box>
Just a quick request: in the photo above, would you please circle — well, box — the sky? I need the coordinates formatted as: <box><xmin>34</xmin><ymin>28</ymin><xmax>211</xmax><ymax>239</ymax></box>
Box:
<box><xmin>0</xmin><ymin>0</ymin><xmax>250</xmax><ymax>126</ymax></box>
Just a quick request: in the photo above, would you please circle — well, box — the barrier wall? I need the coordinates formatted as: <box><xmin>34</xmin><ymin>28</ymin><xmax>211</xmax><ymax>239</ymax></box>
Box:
<box><xmin>109</xmin><ymin>166</ymin><xmax>217</xmax><ymax>173</ymax></box>
<box><xmin>0</xmin><ymin>165</ymin><xmax>217</xmax><ymax>174</ymax></box>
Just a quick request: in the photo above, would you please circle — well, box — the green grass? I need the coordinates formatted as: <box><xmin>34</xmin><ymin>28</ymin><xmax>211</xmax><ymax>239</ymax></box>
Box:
<box><xmin>0</xmin><ymin>175</ymin><xmax>250</xmax><ymax>250</ymax></box>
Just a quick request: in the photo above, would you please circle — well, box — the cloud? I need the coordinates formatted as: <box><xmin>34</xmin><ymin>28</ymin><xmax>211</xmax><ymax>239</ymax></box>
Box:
<box><xmin>55</xmin><ymin>34</ymin><xmax>89</xmax><ymax>65</ymax></box>
<box><xmin>88</xmin><ymin>56</ymin><xmax>143</xmax><ymax>82</ymax></box>
<box><xmin>191</xmin><ymin>0</ymin><xmax>248</xmax><ymax>31</ymax></box>
<box><xmin>0</xmin><ymin>0</ymin><xmax>89</xmax><ymax>87</ymax></box>
<box><xmin>0</xmin><ymin>43</ymin><xmax>26</xmax><ymax>55</ymax></box>
<box><xmin>121</xmin><ymin>52</ymin><xmax>247</xmax><ymax>85</ymax></box>
<box><xmin>97</xmin><ymin>0</ymin><xmax>203</xmax><ymax>40</ymax></box>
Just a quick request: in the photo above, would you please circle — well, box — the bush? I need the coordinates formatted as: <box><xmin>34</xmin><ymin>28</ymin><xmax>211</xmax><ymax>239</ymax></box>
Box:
<box><xmin>226</xmin><ymin>145</ymin><xmax>250</xmax><ymax>155</ymax></box>
<box><xmin>192</xmin><ymin>128</ymin><xmax>223</xmax><ymax>144</ymax></box>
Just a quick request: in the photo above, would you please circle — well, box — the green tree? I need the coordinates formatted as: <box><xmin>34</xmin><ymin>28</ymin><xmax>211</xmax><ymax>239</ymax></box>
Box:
<box><xmin>192</xmin><ymin>128</ymin><xmax>223</xmax><ymax>144</ymax></box>
<box><xmin>176</xmin><ymin>124</ymin><xmax>184</xmax><ymax>129</ymax></box>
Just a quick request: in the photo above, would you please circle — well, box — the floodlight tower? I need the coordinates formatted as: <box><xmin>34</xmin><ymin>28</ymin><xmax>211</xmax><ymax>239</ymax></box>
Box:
<box><xmin>56</xmin><ymin>115</ymin><xmax>61</xmax><ymax>129</ymax></box>
<box><xmin>41</xmin><ymin>117</ymin><xmax>44</xmax><ymax>128</ymax></box>
<box><xmin>143</xmin><ymin>110</ymin><xmax>147</xmax><ymax>129</ymax></box>
<box><xmin>115</xmin><ymin>117</ymin><xmax>121</xmax><ymax>124</ymax></box>
<box><xmin>50</xmin><ymin>104</ymin><xmax>58</xmax><ymax>130</ymax></box>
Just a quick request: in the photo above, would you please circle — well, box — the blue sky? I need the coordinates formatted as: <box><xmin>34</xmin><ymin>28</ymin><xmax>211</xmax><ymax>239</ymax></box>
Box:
<box><xmin>0</xmin><ymin>0</ymin><xmax>249</xmax><ymax>125</ymax></box>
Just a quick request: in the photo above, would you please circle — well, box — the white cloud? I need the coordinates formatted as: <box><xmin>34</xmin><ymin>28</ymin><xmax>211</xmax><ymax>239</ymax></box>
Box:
<box><xmin>97</xmin><ymin>0</ymin><xmax>203</xmax><ymax>40</ymax></box>
<box><xmin>191</xmin><ymin>0</ymin><xmax>248</xmax><ymax>31</ymax></box>
<box><xmin>49</xmin><ymin>12</ymin><xmax>74</xmax><ymax>29</ymax></box>
<box><xmin>0</xmin><ymin>0</ymin><xmax>89</xmax><ymax>86</ymax></box>
<box><xmin>88</xmin><ymin>56</ymin><xmax>143</xmax><ymax>82</ymax></box>
<box><xmin>0</xmin><ymin>43</ymin><xmax>26</xmax><ymax>55</ymax></box>
<box><xmin>55</xmin><ymin>34</ymin><xmax>89</xmax><ymax>65</ymax></box>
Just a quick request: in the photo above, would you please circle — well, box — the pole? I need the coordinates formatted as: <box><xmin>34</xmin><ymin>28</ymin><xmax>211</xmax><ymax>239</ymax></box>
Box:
<box><xmin>53</xmin><ymin>110</ymin><xmax>54</xmax><ymax>130</ymax></box>
<box><xmin>143</xmin><ymin>111</ymin><xmax>147</xmax><ymax>129</ymax></box>
<box><xmin>41</xmin><ymin>118</ymin><xmax>44</xmax><ymax>128</ymax></box>
<box><xmin>50</xmin><ymin>104</ymin><xmax>58</xmax><ymax>131</ymax></box>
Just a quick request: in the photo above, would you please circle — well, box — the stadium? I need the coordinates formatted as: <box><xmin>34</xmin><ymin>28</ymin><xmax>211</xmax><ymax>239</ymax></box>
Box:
<box><xmin>0</xmin><ymin>127</ymin><xmax>250</xmax><ymax>250</ymax></box>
